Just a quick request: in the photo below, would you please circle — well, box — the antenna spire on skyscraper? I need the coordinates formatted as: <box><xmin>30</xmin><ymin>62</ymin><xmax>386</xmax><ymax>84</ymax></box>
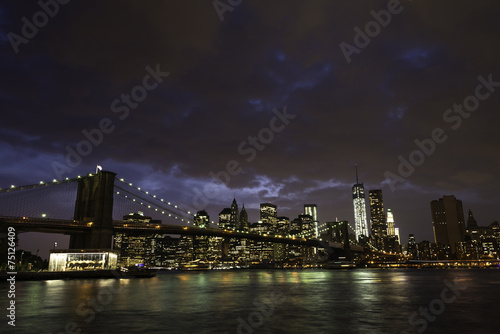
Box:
<box><xmin>355</xmin><ymin>163</ymin><xmax>359</xmax><ymax>184</ymax></box>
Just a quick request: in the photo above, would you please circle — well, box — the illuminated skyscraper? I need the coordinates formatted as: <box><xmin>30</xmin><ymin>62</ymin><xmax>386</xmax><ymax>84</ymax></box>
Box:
<box><xmin>304</xmin><ymin>204</ymin><xmax>319</xmax><ymax>238</ymax></box>
<box><xmin>194</xmin><ymin>210</ymin><xmax>209</xmax><ymax>229</ymax></box>
<box><xmin>369</xmin><ymin>189</ymin><xmax>386</xmax><ymax>241</ymax></box>
<box><xmin>430</xmin><ymin>195</ymin><xmax>466</xmax><ymax>254</ymax></box>
<box><xmin>352</xmin><ymin>164</ymin><xmax>369</xmax><ymax>241</ymax></box>
<box><xmin>260</xmin><ymin>203</ymin><xmax>278</xmax><ymax>232</ymax></box>
<box><xmin>387</xmin><ymin>209</ymin><xmax>395</xmax><ymax>236</ymax></box>
<box><xmin>276</xmin><ymin>216</ymin><xmax>290</xmax><ymax>235</ymax></box>
<box><xmin>218</xmin><ymin>208</ymin><xmax>232</xmax><ymax>230</ymax></box>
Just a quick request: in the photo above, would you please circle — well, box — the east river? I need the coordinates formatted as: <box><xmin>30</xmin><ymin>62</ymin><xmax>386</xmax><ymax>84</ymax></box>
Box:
<box><xmin>1</xmin><ymin>269</ymin><xmax>499</xmax><ymax>333</ymax></box>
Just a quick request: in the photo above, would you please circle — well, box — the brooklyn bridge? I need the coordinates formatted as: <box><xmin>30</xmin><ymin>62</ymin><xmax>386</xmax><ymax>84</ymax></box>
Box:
<box><xmin>0</xmin><ymin>170</ymin><xmax>398</xmax><ymax>263</ymax></box>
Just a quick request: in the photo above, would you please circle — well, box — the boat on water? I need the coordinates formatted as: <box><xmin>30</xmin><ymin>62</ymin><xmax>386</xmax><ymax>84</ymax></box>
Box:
<box><xmin>180</xmin><ymin>260</ymin><xmax>212</xmax><ymax>271</ymax></box>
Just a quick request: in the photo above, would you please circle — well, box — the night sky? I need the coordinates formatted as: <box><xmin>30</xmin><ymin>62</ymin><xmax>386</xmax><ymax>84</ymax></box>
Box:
<box><xmin>1</xmin><ymin>1</ymin><xmax>499</xmax><ymax>257</ymax></box>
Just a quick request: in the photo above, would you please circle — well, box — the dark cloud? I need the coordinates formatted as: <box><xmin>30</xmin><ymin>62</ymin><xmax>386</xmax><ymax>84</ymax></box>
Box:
<box><xmin>1</xmin><ymin>0</ymin><xmax>499</xmax><ymax>256</ymax></box>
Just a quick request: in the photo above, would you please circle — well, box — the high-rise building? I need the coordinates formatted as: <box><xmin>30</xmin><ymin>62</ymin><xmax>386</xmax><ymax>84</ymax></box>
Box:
<box><xmin>194</xmin><ymin>210</ymin><xmax>209</xmax><ymax>229</ymax></box>
<box><xmin>192</xmin><ymin>210</ymin><xmax>210</xmax><ymax>260</ymax></box>
<box><xmin>430</xmin><ymin>195</ymin><xmax>466</xmax><ymax>254</ymax></box>
<box><xmin>113</xmin><ymin>212</ymin><xmax>162</xmax><ymax>267</ymax></box>
<box><xmin>218</xmin><ymin>208</ymin><xmax>233</xmax><ymax>230</ymax></box>
<box><xmin>276</xmin><ymin>216</ymin><xmax>290</xmax><ymax>235</ymax></box>
<box><xmin>239</xmin><ymin>204</ymin><xmax>249</xmax><ymax>231</ymax></box>
<box><xmin>369</xmin><ymin>190</ymin><xmax>386</xmax><ymax>239</ymax></box>
<box><xmin>290</xmin><ymin>218</ymin><xmax>301</xmax><ymax>235</ymax></box>
<box><xmin>249</xmin><ymin>221</ymin><xmax>274</xmax><ymax>262</ymax></box>
<box><xmin>466</xmin><ymin>209</ymin><xmax>478</xmax><ymax>229</ymax></box>
<box><xmin>407</xmin><ymin>234</ymin><xmax>418</xmax><ymax>259</ymax></box>
<box><xmin>299</xmin><ymin>214</ymin><xmax>314</xmax><ymax>236</ymax></box>
<box><xmin>230</xmin><ymin>198</ymin><xmax>239</xmax><ymax>229</ymax></box>
<box><xmin>387</xmin><ymin>209</ymin><xmax>395</xmax><ymax>236</ymax></box>
<box><xmin>304</xmin><ymin>204</ymin><xmax>319</xmax><ymax>238</ymax></box>
<box><xmin>352</xmin><ymin>164</ymin><xmax>369</xmax><ymax>241</ymax></box>
<box><xmin>260</xmin><ymin>203</ymin><xmax>278</xmax><ymax>232</ymax></box>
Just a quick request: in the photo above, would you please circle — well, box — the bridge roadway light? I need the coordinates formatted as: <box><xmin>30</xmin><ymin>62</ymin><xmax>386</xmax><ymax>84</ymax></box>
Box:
<box><xmin>42</xmin><ymin>213</ymin><xmax>47</xmax><ymax>218</ymax></box>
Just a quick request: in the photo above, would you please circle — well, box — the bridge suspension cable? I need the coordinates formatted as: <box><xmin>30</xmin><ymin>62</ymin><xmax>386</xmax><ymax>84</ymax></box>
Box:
<box><xmin>112</xmin><ymin>177</ymin><xmax>210</xmax><ymax>226</ymax></box>
<box><xmin>0</xmin><ymin>175</ymin><xmax>81</xmax><ymax>194</ymax></box>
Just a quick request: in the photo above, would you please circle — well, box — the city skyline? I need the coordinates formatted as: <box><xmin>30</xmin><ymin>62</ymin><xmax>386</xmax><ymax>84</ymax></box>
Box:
<box><xmin>1</xmin><ymin>1</ymin><xmax>499</xmax><ymax>252</ymax></box>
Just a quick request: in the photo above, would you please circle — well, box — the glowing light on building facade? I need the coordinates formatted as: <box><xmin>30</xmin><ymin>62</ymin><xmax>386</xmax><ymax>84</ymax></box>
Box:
<box><xmin>352</xmin><ymin>165</ymin><xmax>369</xmax><ymax>241</ymax></box>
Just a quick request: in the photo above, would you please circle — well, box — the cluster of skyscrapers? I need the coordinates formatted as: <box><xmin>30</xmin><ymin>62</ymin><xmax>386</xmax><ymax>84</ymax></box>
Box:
<box><xmin>112</xmin><ymin>200</ymin><xmax>322</xmax><ymax>268</ymax></box>
<box><xmin>409</xmin><ymin>195</ymin><xmax>500</xmax><ymax>260</ymax></box>
<box><xmin>110</xmin><ymin>166</ymin><xmax>499</xmax><ymax>268</ymax></box>
<box><xmin>351</xmin><ymin>165</ymin><xmax>401</xmax><ymax>253</ymax></box>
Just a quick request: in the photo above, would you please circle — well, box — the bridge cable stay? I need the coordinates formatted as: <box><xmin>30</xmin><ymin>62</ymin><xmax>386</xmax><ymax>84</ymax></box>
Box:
<box><xmin>0</xmin><ymin>176</ymin><xmax>82</xmax><ymax>194</ymax></box>
<box><xmin>113</xmin><ymin>177</ymin><xmax>224</xmax><ymax>228</ymax></box>
<box><xmin>114</xmin><ymin>185</ymin><xmax>194</xmax><ymax>225</ymax></box>
<box><xmin>0</xmin><ymin>178</ymin><xmax>80</xmax><ymax>219</ymax></box>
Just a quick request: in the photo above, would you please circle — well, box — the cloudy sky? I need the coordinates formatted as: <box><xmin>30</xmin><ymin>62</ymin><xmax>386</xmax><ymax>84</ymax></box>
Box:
<box><xmin>1</xmin><ymin>1</ymin><xmax>499</xmax><ymax>255</ymax></box>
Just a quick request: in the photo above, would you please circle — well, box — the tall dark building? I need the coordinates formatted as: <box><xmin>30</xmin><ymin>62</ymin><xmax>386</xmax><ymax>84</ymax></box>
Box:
<box><xmin>368</xmin><ymin>189</ymin><xmax>386</xmax><ymax>242</ymax></box>
<box><xmin>407</xmin><ymin>234</ymin><xmax>418</xmax><ymax>259</ymax></box>
<box><xmin>290</xmin><ymin>218</ymin><xmax>301</xmax><ymax>235</ymax></box>
<box><xmin>239</xmin><ymin>204</ymin><xmax>249</xmax><ymax>231</ymax></box>
<box><xmin>230</xmin><ymin>198</ymin><xmax>239</xmax><ymax>229</ymax></box>
<box><xmin>466</xmin><ymin>209</ymin><xmax>478</xmax><ymax>229</ymax></box>
<box><xmin>430</xmin><ymin>195</ymin><xmax>466</xmax><ymax>254</ymax></box>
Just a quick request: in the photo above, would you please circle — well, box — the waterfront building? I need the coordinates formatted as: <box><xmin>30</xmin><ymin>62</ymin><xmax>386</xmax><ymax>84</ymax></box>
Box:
<box><xmin>276</xmin><ymin>216</ymin><xmax>290</xmax><ymax>235</ymax></box>
<box><xmin>260</xmin><ymin>203</ymin><xmax>278</xmax><ymax>232</ymax></box>
<box><xmin>113</xmin><ymin>212</ymin><xmax>162</xmax><ymax>267</ymax></box>
<box><xmin>249</xmin><ymin>221</ymin><xmax>274</xmax><ymax>262</ymax></box>
<box><xmin>407</xmin><ymin>234</ymin><xmax>418</xmax><ymax>259</ymax></box>
<box><xmin>387</xmin><ymin>209</ymin><xmax>395</xmax><ymax>236</ymax></box>
<box><xmin>194</xmin><ymin>210</ymin><xmax>209</xmax><ymax>228</ymax></box>
<box><xmin>299</xmin><ymin>214</ymin><xmax>315</xmax><ymax>237</ymax></box>
<box><xmin>218</xmin><ymin>208</ymin><xmax>233</xmax><ymax>230</ymax></box>
<box><xmin>290</xmin><ymin>218</ymin><xmax>302</xmax><ymax>235</ymax></box>
<box><xmin>304</xmin><ymin>204</ymin><xmax>319</xmax><ymax>238</ymax></box>
<box><xmin>369</xmin><ymin>189</ymin><xmax>386</xmax><ymax>249</ymax></box>
<box><xmin>230</xmin><ymin>198</ymin><xmax>239</xmax><ymax>229</ymax></box>
<box><xmin>152</xmin><ymin>236</ymin><xmax>179</xmax><ymax>267</ymax></box>
<box><xmin>239</xmin><ymin>204</ymin><xmax>249</xmax><ymax>231</ymax></box>
<box><xmin>48</xmin><ymin>249</ymin><xmax>118</xmax><ymax>271</ymax></box>
<box><xmin>430</xmin><ymin>195</ymin><xmax>466</xmax><ymax>254</ymax></box>
<box><xmin>352</xmin><ymin>165</ymin><xmax>369</xmax><ymax>241</ymax></box>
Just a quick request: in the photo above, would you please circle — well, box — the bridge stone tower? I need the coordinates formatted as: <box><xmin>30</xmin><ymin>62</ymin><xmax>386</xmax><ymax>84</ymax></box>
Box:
<box><xmin>69</xmin><ymin>171</ymin><xmax>116</xmax><ymax>249</ymax></box>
